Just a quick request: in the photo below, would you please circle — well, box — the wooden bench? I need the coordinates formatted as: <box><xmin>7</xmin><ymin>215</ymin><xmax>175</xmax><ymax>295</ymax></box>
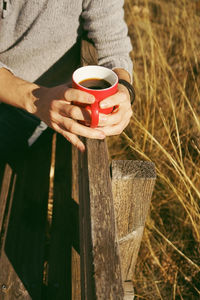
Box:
<box><xmin>0</xmin><ymin>40</ymin><xmax>156</xmax><ymax>300</ymax></box>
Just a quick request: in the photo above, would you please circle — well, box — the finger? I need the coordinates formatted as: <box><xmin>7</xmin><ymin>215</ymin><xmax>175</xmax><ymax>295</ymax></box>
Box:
<box><xmin>57</xmin><ymin>103</ymin><xmax>91</xmax><ymax>122</ymax></box>
<box><xmin>63</xmin><ymin>118</ymin><xmax>106</xmax><ymax>139</ymax></box>
<box><xmin>53</xmin><ymin>115</ymin><xmax>105</xmax><ymax>140</ymax></box>
<box><xmin>98</xmin><ymin>105</ymin><xmax>132</xmax><ymax>127</ymax></box>
<box><xmin>64</xmin><ymin>88</ymin><xmax>95</xmax><ymax>104</ymax></box>
<box><xmin>62</xmin><ymin>131</ymin><xmax>86</xmax><ymax>152</ymax></box>
<box><xmin>100</xmin><ymin>90</ymin><xmax>128</xmax><ymax>109</ymax></box>
<box><xmin>97</xmin><ymin>118</ymin><xmax>130</xmax><ymax>136</ymax></box>
<box><xmin>98</xmin><ymin>111</ymin><xmax>122</xmax><ymax>127</ymax></box>
<box><xmin>53</xmin><ymin>122</ymin><xmax>85</xmax><ymax>152</ymax></box>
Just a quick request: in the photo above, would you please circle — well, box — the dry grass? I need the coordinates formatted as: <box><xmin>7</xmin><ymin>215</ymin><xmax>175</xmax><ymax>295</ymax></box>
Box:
<box><xmin>108</xmin><ymin>0</ymin><xmax>200</xmax><ymax>299</ymax></box>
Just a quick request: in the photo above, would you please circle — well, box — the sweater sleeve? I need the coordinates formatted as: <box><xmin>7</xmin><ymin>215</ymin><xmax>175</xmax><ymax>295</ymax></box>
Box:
<box><xmin>81</xmin><ymin>0</ymin><xmax>133</xmax><ymax>80</ymax></box>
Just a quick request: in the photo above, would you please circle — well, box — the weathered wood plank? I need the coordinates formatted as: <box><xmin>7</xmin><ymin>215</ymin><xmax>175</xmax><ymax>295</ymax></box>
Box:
<box><xmin>71</xmin><ymin>145</ymin><xmax>79</xmax><ymax>204</ymax></box>
<box><xmin>0</xmin><ymin>164</ymin><xmax>13</xmax><ymax>237</ymax></box>
<box><xmin>71</xmin><ymin>146</ymin><xmax>81</xmax><ymax>300</ymax></box>
<box><xmin>78</xmin><ymin>138</ymin><xmax>124</xmax><ymax>300</ymax></box>
<box><xmin>111</xmin><ymin>160</ymin><xmax>156</xmax><ymax>298</ymax></box>
<box><xmin>47</xmin><ymin>134</ymin><xmax>80</xmax><ymax>300</ymax></box>
<box><xmin>0</xmin><ymin>130</ymin><xmax>53</xmax><ymax>300</ymax></box>
<box><xmin>46</xmin><ymin>134</ymin><xmax>73</xmax><ymax>299</ymax></box>
<box><xmin>71</xmin><ymin>247</ymin><xmax>81</xmax><ymax>300</ymax></box>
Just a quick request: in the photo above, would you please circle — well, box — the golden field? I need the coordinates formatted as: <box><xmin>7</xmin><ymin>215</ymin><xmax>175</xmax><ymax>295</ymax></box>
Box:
<box><xmin>108</xmin><ymin>0</ymin><xmax>200</xmax><ymax>299</ymax></box>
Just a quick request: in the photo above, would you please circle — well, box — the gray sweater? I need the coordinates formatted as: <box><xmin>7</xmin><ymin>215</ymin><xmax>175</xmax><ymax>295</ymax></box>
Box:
<box><xmin>0</xmin><ymin>0</ymin><xmax>133</xmax><ymax>83</ymax></box>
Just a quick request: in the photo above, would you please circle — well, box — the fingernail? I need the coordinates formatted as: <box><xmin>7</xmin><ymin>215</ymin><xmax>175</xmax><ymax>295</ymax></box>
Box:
<box><xmin>100</xmin><ymin>102</ymin><xmax>108</xmax><ymax>108</ymax></box>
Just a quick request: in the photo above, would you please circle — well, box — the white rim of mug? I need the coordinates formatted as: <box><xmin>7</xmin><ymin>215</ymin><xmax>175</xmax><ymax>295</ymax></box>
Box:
<box><xmin>72</xmin><ymin>65</ymin><xmax>118</xmax><ymax>91</ymax></box>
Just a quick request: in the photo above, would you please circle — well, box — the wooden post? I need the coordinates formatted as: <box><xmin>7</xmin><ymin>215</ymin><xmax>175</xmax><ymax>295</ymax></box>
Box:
<box><xmin>111</xmin><ymin>160</ymin><xmax>156</xmax><ymax>299</ymax></box>
<box><xmin>79</xmin><ymin>139</ymin><xmax>124</xmax><ymax>300</ymax></box>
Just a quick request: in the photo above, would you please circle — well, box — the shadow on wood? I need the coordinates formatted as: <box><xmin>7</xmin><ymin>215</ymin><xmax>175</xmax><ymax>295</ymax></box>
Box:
<box><xmin>0</xmin><ymin>130</ymin><xmax>52</xmax><ymax>299</ymax></box>
<box><xmin>45</xmin><ymin>134</ymin><xmax>80</xmax><ymax>300</ymax></box>
<box><xmin>0</xmin><ymin>132</ymin><xmax>81</xmax><ymax>300</ymax></box>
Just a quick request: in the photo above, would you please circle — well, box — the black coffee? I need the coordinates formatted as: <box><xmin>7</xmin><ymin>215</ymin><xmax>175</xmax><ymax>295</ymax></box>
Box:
<box><xmin>79</xmin><ymin>78</ymin><xmax>111</xmax><ymax>90</ymax></box>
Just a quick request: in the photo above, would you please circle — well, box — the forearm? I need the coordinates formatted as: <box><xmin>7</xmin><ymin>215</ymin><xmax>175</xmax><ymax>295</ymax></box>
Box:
<box><xmin>0</xmin><ymin>67</ymin><xmax>39</xmax><ymax>114</ymax></box>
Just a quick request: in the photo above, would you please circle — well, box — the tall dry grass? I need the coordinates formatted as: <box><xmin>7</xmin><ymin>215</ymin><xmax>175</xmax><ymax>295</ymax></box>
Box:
<box><xmin>108</xmin><ymin>0</ymin><xmax>200</xmax><ymax>298</ymax></box>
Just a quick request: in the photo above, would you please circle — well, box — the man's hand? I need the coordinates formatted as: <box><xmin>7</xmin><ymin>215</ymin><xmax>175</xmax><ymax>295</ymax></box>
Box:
<box><xmin>32</xmin><ymin>84</ymin><xmax>106</xmax><ymax>151</ymax></box>
<box><xmin>96</xmin><ymin>67</ymin><xmax>133</xmax><ymax>136</ymax></box>
<box><xmin>32</xmin><ymin>80</ymin><xmax>132</xmax><ymax>150</ymax></box>
<box><xmin>97</xmin><ymin>83</ymin><xmax>133</xmax><ymax>135</ymax></box>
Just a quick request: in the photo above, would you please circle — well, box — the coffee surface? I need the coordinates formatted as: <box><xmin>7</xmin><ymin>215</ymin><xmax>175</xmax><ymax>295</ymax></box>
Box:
<box><xmin>79</xmin><ymin>78</ymin><xmax>111</xmax><ymax>90</ymax></box>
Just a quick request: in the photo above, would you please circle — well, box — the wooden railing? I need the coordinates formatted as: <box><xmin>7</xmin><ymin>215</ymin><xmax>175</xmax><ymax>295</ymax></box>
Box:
<box><xmin>0</xmin><ymin>40</ymin><xmax>156</xmax><ymax>300</ymax></box>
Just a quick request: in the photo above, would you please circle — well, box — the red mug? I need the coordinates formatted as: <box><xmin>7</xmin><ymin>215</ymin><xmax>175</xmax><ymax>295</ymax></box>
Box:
<box><xmin>72</xmin><ymin>65</ymin><xmax>118</xmax><ymax>128</ymax></box>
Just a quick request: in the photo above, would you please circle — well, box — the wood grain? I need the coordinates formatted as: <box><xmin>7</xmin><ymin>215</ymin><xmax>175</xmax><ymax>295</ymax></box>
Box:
<box><xmin>77</xmin><ymin>138</ymin><xmax>124</xmax><ymax>300</ymax></box>
<box><xmin>111</xmin><ymin>160</ymin><xmax>156</xmax><ymax>298</ymax></box>
<box><xmin>71</xmin><ymin>146</ymin><xmax>81</xmax><ymax>300</ymax></box>
<box><xmin>71</xmin><ymin>247</ymin><xmax>81</xmax><ymax>300</ymax></box>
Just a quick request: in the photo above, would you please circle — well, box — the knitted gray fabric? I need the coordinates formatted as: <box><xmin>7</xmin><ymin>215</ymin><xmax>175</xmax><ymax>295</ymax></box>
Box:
<box><xmin>0</xmin><ymin>0</ymin><xmax>133</xmax><ymax>83</ymax></box>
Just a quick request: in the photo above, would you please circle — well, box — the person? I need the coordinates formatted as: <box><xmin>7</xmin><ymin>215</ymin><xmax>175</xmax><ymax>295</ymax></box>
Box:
<box><xmin>0</xmin><ymin>0</ymin><xmax>133</xmax><ymax>157</ymax></box>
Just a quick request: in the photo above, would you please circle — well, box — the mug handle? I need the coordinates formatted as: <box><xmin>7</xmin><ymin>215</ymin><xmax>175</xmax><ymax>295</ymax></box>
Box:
<box><xmin>90</xmin><ymin>101</ymin><xmax>99</xmax><ymax>128</ymax></box>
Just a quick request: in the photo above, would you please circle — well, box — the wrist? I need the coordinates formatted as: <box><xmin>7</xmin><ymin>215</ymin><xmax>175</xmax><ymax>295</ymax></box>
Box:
<box><xmin>25</xmin><ymin>85</ymin><xmax>48</xmax><ymax>115</ymax></box>
<box><xmin>118</xmin><ymin>79</ymin><xmax>135</xmax><ymax>105</ymax></box>
<box><xmin>0</xmin><ymin>67</ymin><xmax>41</xmax><ymax>113</ymax></box>
<box><xmin>112</xmin><ymin>68</ymin><xmax>135</xmax><ymax>104</ymax></box>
